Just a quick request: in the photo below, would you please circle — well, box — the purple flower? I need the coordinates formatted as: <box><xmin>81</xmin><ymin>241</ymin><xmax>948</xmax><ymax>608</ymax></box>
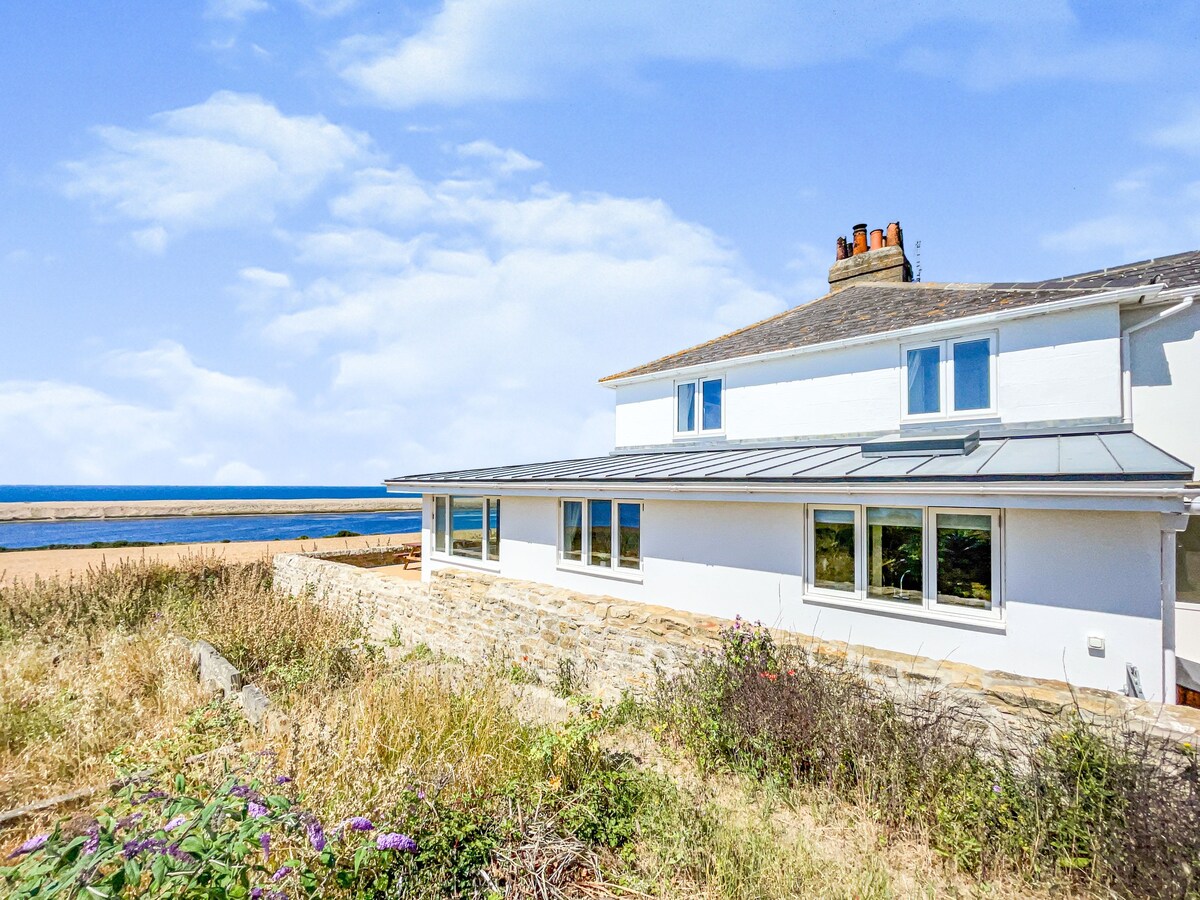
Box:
<box><xmin>247</xmin><ymin>801</ymin><xmax>269</xmax><ymax>819</ymax></box>
<box><xmin>305</xmin><ymin>818</ymin><xmax>326</xmax><ymax>851</ymax></box>
<box><xmin>342</xmin><ymin>816</ymin><xmax>374</xmax><ymax>832</ymax></box>
<box><xmin>251</xmin><ymin>889</ymin><xmax>264</xmax><ymax>899</ymax></box>
<box><xmin>273</xmin><ymin>775</ymin><xmax>292</xmax><ymax>785</ymax></box>
<box><xmin>271</xmin><ymin>865</ymin><xmax>293</xmax><ymax>881</ymax></box>
<box><xmin>83</xmin><ymin>827</ymin><xmax>100</xmax><ymax>856</ymax></box>
<box><xmin>231</xmin><ymin>784</ymin><xmax>263</xmax><ymax>802</ymax></box>
<box><xmin>260</xmin><ymin>832</ymin><xmax>271</xmax><ymax>861</ymax></box>
<box><xmin>7</xmin><ymin>833</ymin><xmax>49</xmax><ymax>858</ymax></box>
<box><xmin>416</xmin><ymin>790</ymin><xmax>426</xmax><ymax>801</ymax></box>
<box><xmin>135</xmin><ymin>790</ymin><xmax>169</xmax><ymax>805</ymax></box>
<box><xmin>164</xmin><ymin>815</ymin><xmax>188</xmax><ymax>832</ymax></box>
<box><xmin>124</xmin><ymin>837</ymin><xmax>167</xmax><ymax>859</ymax></box>
<box><xmin>376</xmin><ymin>832</ymin><xmax>417</xmax><ymax>852</ymax></box>
<box><xmin>992</xmin><ymin>784</ymin><xmax>1003</xmax><ymax>795</ymax></box>
<box><xmin>164</xmin><ymin>843</ymin><xmax>194</xmax><ymax>865</ymax></box>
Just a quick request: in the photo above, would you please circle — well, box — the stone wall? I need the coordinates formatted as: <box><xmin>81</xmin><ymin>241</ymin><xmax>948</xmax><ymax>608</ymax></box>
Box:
<box><xmin>273</xmin><ymin>549</ymin><xmax>1200</xmax><ymax>742</ymax></box>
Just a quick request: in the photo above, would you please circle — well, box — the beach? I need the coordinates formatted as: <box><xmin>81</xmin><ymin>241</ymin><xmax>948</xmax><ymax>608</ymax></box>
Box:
<box><xmin>0</xmin><ymin>531</ymin><xmax>420</xmax><ymax>585</ymax></box>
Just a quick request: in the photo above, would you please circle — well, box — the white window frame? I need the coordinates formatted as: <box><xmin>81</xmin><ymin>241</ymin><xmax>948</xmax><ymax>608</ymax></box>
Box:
<box><xmin>558</xmin><ymin>497</ymin><xmax>645</xmax><ymax>580</ymax></box>
<box><xmin>430</xmin><ymin>494</ymin><xmax>502</xmax><ymax>567</ymax></box>
<box><xmin>674</xmin><ymin>375</ymin><xmax>725</xmax><ymax>438</ymax></box>
<box><xmin>804</xmin><ymin>503</ymin><xmax>1003</xmax><ymax>624</ymax></box>
<box><xmin>900</xmin><ymin>332</ymin><xmax>997</xmax><ymax>421</ymax></box>
<box><xmin>927</xmin><ymin>507</ymin><xmax>1003</xmax><ymax>617</ymax></box>
<box><xmin>807</xmin><ymin>504</ymin><xmax>862</xmax><ymax>599</ymax></box>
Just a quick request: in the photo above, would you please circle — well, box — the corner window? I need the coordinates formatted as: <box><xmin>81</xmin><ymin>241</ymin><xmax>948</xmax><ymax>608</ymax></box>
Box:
<box><xmin>902</xmin><ymin>334</ymin><xmax>995</xmax><ymax>419</ymax></box>
<box><xmin>675</xmin><ymin>376</ymin><xmax>723</xmax><ymax>436</ymax></box>
<box><xmin>432</xmin><ymin>495</ymin><xmax>501</xmax><ymax>563</ymax></box>
<box><xmin>560</xmin><ymin>499</ymin><xmax>643</xmax><ymax>573</ymax></box>
<box><xmin>807</xmin><ymin>504</ymin><xmax>1001</xmax><ymax>618</ymax></box>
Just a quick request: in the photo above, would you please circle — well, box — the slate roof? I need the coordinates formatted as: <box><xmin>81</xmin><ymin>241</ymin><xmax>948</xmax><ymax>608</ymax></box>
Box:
<box><xmin>385</xmin><ymin>431</ymin><xmax>1192</xmax><ymax>488</ymax></box>
<box><xmin>601</xmin><ymin>249</ymin><xmax>1200</xmax><ymax>382</ymax></box>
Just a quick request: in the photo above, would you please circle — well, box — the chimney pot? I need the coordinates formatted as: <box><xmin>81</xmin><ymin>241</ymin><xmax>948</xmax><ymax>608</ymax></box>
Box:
<box><xmin>869</xmin><ymin>228</ymin><xmax>884</xmax><ymax>251</ymax></box>
<box><xmin>886</xmin><ymin>221</ymin><xmax>902</xmax><ymax>248</ymax></box>
<box><xmin>835</xmin><ymin>236</ymin><xmax>848</xmax><ymax>261</ymax></box>
<box><xmin>852</xmin><ymin>223</ymin><xmax>869</xmax><ymax>255</ymax></box>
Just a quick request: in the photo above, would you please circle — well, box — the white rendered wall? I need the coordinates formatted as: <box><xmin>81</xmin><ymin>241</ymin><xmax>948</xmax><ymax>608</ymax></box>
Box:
<box><xmin>1128</xmin><ymin>303</ymin><xmax>1200</xmax><ymax>475</ymax></box>
<box><xmin>425</xmin><ymin>495</ymin><xmax>1166</xmax><ymax>700</ymax></box>
<box><xmin>613</xmin><ymin>305</ymin><xmax>1123</xmax><ymax>448</ymax></box>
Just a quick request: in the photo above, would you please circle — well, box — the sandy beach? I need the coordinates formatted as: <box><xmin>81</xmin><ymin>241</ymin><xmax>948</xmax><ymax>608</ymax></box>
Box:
<box><xmin>0</xmin><ymin>531</ymin><xmax>420</xmax><ymax>585</ymax></box>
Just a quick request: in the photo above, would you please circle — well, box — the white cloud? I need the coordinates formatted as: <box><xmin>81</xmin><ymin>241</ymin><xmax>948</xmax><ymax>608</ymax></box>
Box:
<box><xmin>205</xmin><ymin>0</ymin><xmax>270</xmax><ymax>21</ymax></box>
<box><xmin>336</xmin><ymin>0</ymin><xmax>1149</xmax><ymax>108</ymax></box>
<box><xmin>455</xmin><ymin>139</ymin><xmax>542</xmax><ymax>177</ymax></box>
<box><xmin>296</xmin><ymin>0</ymin><xmax>358</xmax><ymax>15</ymax></box>
<box><xmin>1151</xmin><ymin>106</ymin><xmax>1200</xmax><ymax>156</ymax></box>
<box><xmin>213</xmin><ymin>460</ymin><xmax>268</xmax><ymax>485</ymax></box>
<box><xmin>260</xmin><ymin>141</ymin><xmax>782</xmax><ymax>471</ymax></box>
<box><xmin>64</xmin><ymin>92</ymin><xmax>371</xmax><ymax>246</ymax></box>
<box><xmin>239</xmin><ymin>267</ymin><xmax>292</xmax><ymax>289</ymax></box>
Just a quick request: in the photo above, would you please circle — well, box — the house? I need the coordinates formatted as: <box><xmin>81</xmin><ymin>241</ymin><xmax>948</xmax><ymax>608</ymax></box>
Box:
<box><xmin>386</xmin><ymin>222</ymin><xmax>1200</xmax><ymax>704</ymax></box>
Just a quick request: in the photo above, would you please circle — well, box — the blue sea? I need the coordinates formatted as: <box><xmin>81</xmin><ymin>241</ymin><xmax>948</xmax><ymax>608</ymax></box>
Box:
<box><xmin>0</xmin><ymin>485</ymin><xmax>421</xmax><ymax>550</ymax></box>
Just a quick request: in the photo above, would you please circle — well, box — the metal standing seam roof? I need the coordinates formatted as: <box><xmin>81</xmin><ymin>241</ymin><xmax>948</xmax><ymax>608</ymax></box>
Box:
<box><xmin>600</xmin><ymin>249</ymin><xmax>1200</xmax><ymax>382</ymax></box>
<box><xmin>385</xmin><ymin>432</ymin><xmax>1193</xmax><ymax>487</ymax></box>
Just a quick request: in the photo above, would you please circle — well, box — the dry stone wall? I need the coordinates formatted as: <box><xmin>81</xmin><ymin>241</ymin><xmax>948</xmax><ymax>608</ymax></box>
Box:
<box><xmin>273</xmin><ymin>549</ymin><xmax>1200</xmax><ymax>743</ymax></box>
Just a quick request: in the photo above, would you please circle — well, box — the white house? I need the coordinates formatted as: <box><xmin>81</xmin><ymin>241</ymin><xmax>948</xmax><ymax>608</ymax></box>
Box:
<box><xmin>386</xmin><ymin>222</ymin><xmax>1200</xmax><ymax>705</ymax></box>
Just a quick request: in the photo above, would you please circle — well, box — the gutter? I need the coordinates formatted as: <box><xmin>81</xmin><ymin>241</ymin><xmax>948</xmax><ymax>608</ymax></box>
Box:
<box><xmin>602</xmin><ymin>283</ymin><xmax>1164</xmax><ymax>388</ymax></box>
<box><xmin>1120</xmin><ymin>293</ymin><xmax>1195</xmax><ymax>423</ymax></box>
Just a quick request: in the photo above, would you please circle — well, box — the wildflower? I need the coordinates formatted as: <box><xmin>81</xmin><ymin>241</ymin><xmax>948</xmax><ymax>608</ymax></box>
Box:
<box><xmin>164</xmin><ymin>843</ymin><xmax>194</xmax><ymax>865</ymax></box>
<box><xmin>376</xmin><ymin>832</ymin><xmax>417</xmax><ymax>852</ymax></box>
<box><xmin>416</xmin><ymin>790</ymin><xmax>426</xmax><ymax>801</ymax></box>
<box><xmin>8</xmin><ymin>833</ymin><xmax>49</xmax><ymax>858</ymax></box>
<box><xmin>231</xmin><ymin>784</ymin><xmax>263</xmax><ymax>802</ymax></box>
<box><xmin>135</xmin><ymin>790</ymin><xmax>169</xmax><ymax>805</ymax></box>
<box><xmin>115</xmin><ymin>813</ymin><xmax>144</xmax><ymax>831</ymax></box>
<box><xmin>260</xmin><ymin>832</ymin><xmax>271</xmax><ymax>861</ymax></box>
<box><xmin>247</xmin><ymin>801</ymin><xmax>269</xmax><ymax>819</ymax></box>
<box><xmin>164</xmin><ymin>815</ymin><xmax>188</xmax><ymax>832</ymax></box>
<box><xmin>273</xmin><ymin>775</ymin><xmax>292</xmax><ymax>785</ymax></box>
<box><xmin>547</xmin><ymin>775</ymin><xmax>562</xmax><ymax>791</ymax></box>
<box><xmin>305</xmin><ymin>818</ymin><xmax>326</xmax><ymax>851</ymax></box>
<box><xmin>83</xmin><ymin>827</ymin><xmax>100</xmax><ymax>856</ymax></box>
<box><xmin>787</xmin><ymin>669</ymin><xmax>796</xmax><ymax>676</ymax></box>
<box><xmin>271</xmin><ymin>865</ymin><xmax>294</xmax><ymax>881</ymax></box>
<box><xmin>124</xmin><ymin>838</ymin><xmax>167</xmax><ymax>859</ymax></box>
<box><xmin>342</xmin><ymin>816</ymin><xmax>374</xmax><ymax>832</ymax></box>
<box><xmin>991</xmin><ymin>784</ymin><xmax>1003</xmax><ymax>795</ymax></box>
<box><xmin>251</xmin><ymin>889</ymin><xmax>264</xmax><ymax>899</ymax></box>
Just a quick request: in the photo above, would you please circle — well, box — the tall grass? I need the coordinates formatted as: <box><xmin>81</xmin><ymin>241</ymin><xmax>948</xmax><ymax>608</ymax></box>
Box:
<box><xmin>654</xmin><ymin>618</ymin><xmax>1200</xmax><ymax>899</ymax></box>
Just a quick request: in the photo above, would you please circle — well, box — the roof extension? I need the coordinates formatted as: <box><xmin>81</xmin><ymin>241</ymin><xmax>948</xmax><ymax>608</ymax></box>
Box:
<box><xmin>385</xmin><ymin>431</ymin><xmax>1192</xmax><ymax>489</ymax></box>
<box><xmin>600</xmin><ymin>249</ymin><xmax>1200</xmax><ymax>383</ymax></box>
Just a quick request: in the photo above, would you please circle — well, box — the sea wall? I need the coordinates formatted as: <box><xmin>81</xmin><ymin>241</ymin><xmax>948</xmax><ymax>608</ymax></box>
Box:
<box><xmin>0</xmin><ymin>498</ymin><xmax>421</xmax><ymax>523</ymax></box>
<box><xmin>273</xmin><ymin>549</ymin><xmax>1200</xmax><ymax>742</ymax></box>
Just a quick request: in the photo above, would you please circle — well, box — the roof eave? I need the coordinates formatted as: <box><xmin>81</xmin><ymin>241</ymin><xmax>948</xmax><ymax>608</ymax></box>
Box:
<box><xmin>598</xmin><ymin>283</ymin><xmax>1164</xmax><ymax>388</ymax></box>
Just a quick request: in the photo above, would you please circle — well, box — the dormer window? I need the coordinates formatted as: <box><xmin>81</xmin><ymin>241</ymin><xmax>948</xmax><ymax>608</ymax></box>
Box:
<box><xmin>675</xmin><ymin>376</ymin><xmax>724</xmax><ymax>436</ymax></box>
<box><xmin>901</xmin><ymin>334</ymin><xmax>995</xmax><ymax>420</ymax></box>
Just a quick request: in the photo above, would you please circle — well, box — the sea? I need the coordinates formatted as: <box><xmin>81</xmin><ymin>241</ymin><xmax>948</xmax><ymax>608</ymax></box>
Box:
<box><xmin>0</xmin><ymin>485</ymin><xmax>421</xmax><ymax>551</ymax></box>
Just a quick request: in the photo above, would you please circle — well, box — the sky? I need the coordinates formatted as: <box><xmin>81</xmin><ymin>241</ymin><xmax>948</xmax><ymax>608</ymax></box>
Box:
<box><xmin>2</xmin><ymin>1</ymin><xmax>1199</xmax><ymax>485</ymax></box>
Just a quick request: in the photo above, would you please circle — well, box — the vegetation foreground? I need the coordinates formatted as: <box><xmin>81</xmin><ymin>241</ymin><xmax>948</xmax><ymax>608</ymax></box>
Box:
<box><xmin>1</xmin><ymin>559</ymin><xmax>1198</xmax><ymax>898</ymax></box>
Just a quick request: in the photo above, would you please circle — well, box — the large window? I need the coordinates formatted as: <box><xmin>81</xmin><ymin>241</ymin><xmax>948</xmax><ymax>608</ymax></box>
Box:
<box><xmin>902</xmin><ymin>334</ymin><xmax>994</xmax><ymax>419</ymax></box>
<box><xmin>675</xmin><ymin>376</ymin><xmax>724</xmax><ymax>436</ymax></box>
<box><xmin>808</xmin><ymin>504</ymin><xmax>1000</xmax><ymax>617</ymax></box>
<box><xmin>1180</xmin><ymin>516</ymin><xmax>1200</xmax><ymax>605</ymax></box>
<box><xmin>560</xmin><ymin>499</ymin><xmax>642</xmax><ymax>573</ymax></box>
<box><xmin>432</xmin><ymin>495</ymin><xmax>501</xmax><ymax>563</ymax></box>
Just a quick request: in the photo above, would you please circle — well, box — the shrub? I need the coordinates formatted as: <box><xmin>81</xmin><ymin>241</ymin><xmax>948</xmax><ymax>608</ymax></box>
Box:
<box><xmin>654</xmin><ymin>617</ymin><xmax>1200</xmax><ymax>898</ymax></box>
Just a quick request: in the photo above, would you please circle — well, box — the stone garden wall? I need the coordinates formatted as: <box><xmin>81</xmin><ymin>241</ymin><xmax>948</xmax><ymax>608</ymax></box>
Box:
<box><xmin>273</xmin><ymin>549</ymin><xmax>1200</xmax><ymax>743</ymax></box>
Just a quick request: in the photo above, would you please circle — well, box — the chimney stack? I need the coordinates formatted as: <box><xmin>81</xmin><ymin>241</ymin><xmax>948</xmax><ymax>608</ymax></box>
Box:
<box><xmin>827</xmin><ymin>219</ymin><xmax>913</xmax><ymax>291</ymax></box>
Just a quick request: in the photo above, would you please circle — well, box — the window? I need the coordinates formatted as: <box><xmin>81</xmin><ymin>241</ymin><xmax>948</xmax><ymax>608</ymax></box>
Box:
<box><xmin>811</xmin><ymin>507</ymin><xmax>857</xmax><ymax>594</ymax></box>
<box><xmin>902</xmin><ymin>334</ymin><xmax>995</xmax><ymax>418</ymax></box>
<box><xmin>675</xmin><ymin>376</ymin><xmax>724</xmax><ymax>436</ymax></box>
<box><xmin>432</xmin><ymin>495</ymin><xmax>501</xmax><ymax>563</ymax></box>
<box><xmin>1179</xmin><ymin>516</ymin><xmax>1200</xmax><ymax>605</ymax></box>
<box><xmin>866</xmin><ymin>507</ymin><xmax>923</xmax><ymax>603</ymax></box>
<box><xmin>933</xmin><ymin>511</ymin><xmax>996</xmax><ymax>611</ymax></box>
<box><xmin>560</xmin><ymin>499</ymin><xmax>643</xmax><ymax>573</ymax></box>
<box><xmin>807</xmin><ymin>504</ymin><xmax>1001</xmax><ymax>618</ymax></box>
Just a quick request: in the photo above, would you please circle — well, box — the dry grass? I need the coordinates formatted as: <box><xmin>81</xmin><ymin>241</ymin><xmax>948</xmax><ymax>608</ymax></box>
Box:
<box><xmin>262</xmin><ymin>664</ymin><xmax>545</xmax><ymax>820</ymax></box>
<box><xmin>0</xmin><ymin>621</ymin><xmax>230</xmax><ymax>811</ymax></box>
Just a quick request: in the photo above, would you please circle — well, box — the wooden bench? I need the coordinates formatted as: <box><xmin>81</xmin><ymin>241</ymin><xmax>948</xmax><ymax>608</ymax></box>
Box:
<box><xmin>396</xmin><ymin>541</ymin><xmax>422</xmax><ymax>569</ymax></box>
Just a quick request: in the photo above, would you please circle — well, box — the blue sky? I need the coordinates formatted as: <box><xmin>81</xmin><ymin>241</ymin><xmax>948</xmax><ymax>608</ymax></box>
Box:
<box><xmin>2</xmin><ymin>1</ymin><xmax>1198</xmax><ymax>484</ymax></box>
